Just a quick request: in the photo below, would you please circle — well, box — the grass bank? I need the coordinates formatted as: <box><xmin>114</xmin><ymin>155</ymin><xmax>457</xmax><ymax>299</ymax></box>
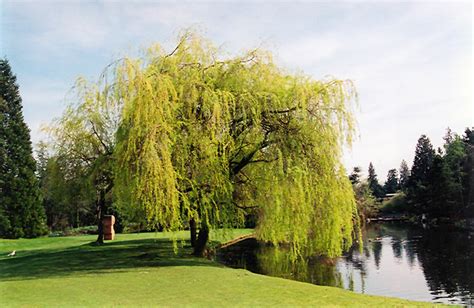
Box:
<box><xmin>0</xmin><ymin>230</ymin><xmax>443</xmax><ymax>307</ymax></box>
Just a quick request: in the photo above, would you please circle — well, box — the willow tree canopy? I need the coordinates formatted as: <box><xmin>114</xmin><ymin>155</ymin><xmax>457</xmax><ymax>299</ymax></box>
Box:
<box><xmin>106</xmin><ymin>33</ymin><xmax>358</xmax><ymax>257</ymax></box>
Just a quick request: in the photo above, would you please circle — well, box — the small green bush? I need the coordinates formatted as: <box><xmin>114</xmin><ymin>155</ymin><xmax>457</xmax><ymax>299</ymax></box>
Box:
<box><xmin>49</xmin><ymin>226</ymin><xmax>97</xmax><ymax>237</ymax></box>
<box><xmin>380</xmin><ymin>193</ymin><xmax>411</xmax><ymax>214</ymax></box>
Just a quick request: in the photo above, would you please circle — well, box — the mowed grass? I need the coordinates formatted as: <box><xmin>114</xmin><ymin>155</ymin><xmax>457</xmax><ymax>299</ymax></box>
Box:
<box><xmin>0</xmin><ymin>230</ymin><xmax>444</xmax><ymax>307</ymax></box>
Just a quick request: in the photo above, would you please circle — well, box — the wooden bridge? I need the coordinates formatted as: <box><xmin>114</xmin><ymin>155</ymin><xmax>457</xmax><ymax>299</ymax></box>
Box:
<box><xmin>218</xmin><ymin>233</ymin><xmax>256</xmax><ymax>249</ymax></box>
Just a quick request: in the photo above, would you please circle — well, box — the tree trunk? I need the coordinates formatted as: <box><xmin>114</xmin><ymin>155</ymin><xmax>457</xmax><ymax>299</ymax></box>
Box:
<box><xmin>189</xmin><ymin>218</ymin><xmax>197</xmax><ymax>247</ymax></box>
<box><xmin>96</xmin><ymin>189</ymin><xmax>105</xmax><ymax>244</ymax></box>
<box><xmin>193</xmin><ymin>224</ymin><xmax>209</xmax><ymax>256</ymax></box>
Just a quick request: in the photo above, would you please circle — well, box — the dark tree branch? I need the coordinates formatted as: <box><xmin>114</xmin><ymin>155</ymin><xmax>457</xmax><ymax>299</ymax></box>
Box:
<box><xmin>247</xmin><ymin>158</ymin><xmax>277</xmax><ymax>164</ymax></box>
<box><xmin>179</xmin><ymin>183</ymin><xmax>211</xmax><ymax>194</ymax></box>
<box><xmin>264</xmin><ymin>106</ymin><xmax>298</xmax><ymax>115</ymax></box>
<box><xmin>165</xmin><ymin>36</ymin><xmax>187</xmax><ymax>58</ymax></box>
<box><xmin>99</xmin><ymin>58</ymin><xmax>125</xmax><ymax>83</ymax></box>
<box><xmin>232</xmin><ymin>202</ymin><xmax>258</xmax><ymax>210</ymax></box>
<box><xmin>230</xmin><ymin>134</ymin><xmax>272</xmax><ymax>177</ymax></box>
<box><xmin>89</xmin><ymin>120</ymin><xmax>111</xmax><ymax>155</ymax></box>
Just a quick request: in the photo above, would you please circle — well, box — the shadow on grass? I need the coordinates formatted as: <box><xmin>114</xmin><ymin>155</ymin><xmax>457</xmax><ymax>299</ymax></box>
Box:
<box><xmin>0</xmin><ymin>238</ymin><xmax>220</xmax><ymax>281</ymax></box>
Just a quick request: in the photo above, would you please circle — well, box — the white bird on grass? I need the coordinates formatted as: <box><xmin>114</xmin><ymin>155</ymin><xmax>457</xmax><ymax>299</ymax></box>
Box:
<box><xmin>7</xmin><ymin>250</ymin><xmax>16</xmax><ymax>257</ymax></box>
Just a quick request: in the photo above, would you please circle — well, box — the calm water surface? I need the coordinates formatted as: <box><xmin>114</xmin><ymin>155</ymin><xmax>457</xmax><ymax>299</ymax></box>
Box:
<box><xmin>217</xmin><ymin>223</ymin><xmax>474</xmax><ymax>306</ymax></box>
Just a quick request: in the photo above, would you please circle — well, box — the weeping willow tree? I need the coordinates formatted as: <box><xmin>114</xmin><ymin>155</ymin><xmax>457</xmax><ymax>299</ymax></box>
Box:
<box><xmin>107</xmin><ymin>32</ymin><xmax>359</xmax><ymax>257</ymax></box>
<box><xmin>47</xmin><ymin>76</ymin><xmax>121</xmax><ymax>243</ymax></box>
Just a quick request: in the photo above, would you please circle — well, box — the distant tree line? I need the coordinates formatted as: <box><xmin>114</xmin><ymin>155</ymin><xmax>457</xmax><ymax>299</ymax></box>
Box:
<box><xmin>406</xmin><ymin>129</ymin><xmax>474</xmax><ymax>219</ymax></box>
<box><xmin>35</xmin><ymin>142</ymin><xmax>99</xmax><ymax>232</ymax></box>
<box><xmin>350</xmin><ymin>128</ymin><xmax>474</xmax><ymax>221</ymax></box>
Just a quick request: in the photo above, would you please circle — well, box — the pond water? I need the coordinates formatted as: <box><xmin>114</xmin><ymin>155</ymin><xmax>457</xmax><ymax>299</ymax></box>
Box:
<box><xmin>217</xmin><ymin>223</ymin><xmax>474</xmax><ymax>306</ymax></box>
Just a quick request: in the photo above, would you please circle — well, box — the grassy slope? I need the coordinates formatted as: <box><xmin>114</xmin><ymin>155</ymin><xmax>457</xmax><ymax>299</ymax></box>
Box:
<box><xmin>0</xmin><ymin>231</ymin><xmax>443</xmax><ymax>307</ymax></box>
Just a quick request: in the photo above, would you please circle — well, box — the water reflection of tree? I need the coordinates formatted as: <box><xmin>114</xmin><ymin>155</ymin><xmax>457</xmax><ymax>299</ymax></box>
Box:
<box><xmin>371</xmin><ymin>241</ymin><xmax>383</xmax><ymax>269</ymax></box>
<box><xmin>341</xmin><ymin>245</ymin><xmax>369</xmax><ymax>293</ymax></box>
<box><xmin>403</xmin><ymin>238</ymin><xmax>417</xmax><ymax>268</ymax></box>
<box><xmin>256</xmin><ymin>245</ymin><xmax>344</xmax><ymax>288</ymax></box>
<box><xmin>413</xmin><ymin>228</ymin><xmax>474</xmax><ymax>303</ymax></box>
<box><xmin>344</xmin><ymin>245</ymin><xmax>369</xmax><ymax>275</ymax></box>
<box><xmin>364</xmin><ymin>224</ymin><xmax>384</xmax><ymax>269</ymax></box>
<box><xmin>391</xmin><ymin>239</ymin><xmax>403</xmax><ymax>260</ymax></box>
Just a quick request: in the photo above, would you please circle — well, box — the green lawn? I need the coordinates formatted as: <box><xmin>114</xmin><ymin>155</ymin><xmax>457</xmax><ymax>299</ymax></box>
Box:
<box><xmin>0</xmin><ymin>230</ymin><xmax>444</xmax><ymax>307</ymax></box>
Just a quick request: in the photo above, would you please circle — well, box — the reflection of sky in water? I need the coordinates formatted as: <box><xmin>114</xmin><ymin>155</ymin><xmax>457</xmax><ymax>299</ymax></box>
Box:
<box><xmin>337</xmin><ymin>236</ymin><xmax>467</xmax><ymax>305</ymax></box>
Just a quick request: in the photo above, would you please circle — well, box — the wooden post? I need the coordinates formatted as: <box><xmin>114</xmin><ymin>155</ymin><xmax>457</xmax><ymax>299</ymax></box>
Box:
<box><xmin>102</xmin><ymin>215</ymin><xmax>116</xmax><ymax>240</ymax></box>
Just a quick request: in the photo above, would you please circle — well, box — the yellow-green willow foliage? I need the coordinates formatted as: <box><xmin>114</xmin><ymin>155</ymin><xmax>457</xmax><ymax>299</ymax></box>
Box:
<box><xmin>113</xmin><ymin>32</ymin><xmax>358</xmax><ymax>257</ymax></box>
<box><xmin>47</xmin><ymin>76</ymin><xmax>120</xmax><ymax>184</ymax></box>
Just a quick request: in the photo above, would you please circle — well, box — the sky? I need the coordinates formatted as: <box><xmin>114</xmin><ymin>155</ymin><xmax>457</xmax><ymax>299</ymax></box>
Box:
<box><xmin>1</xmin><ymin>0</ymin><xmax>472</xmax><ymax>180</ymax></box>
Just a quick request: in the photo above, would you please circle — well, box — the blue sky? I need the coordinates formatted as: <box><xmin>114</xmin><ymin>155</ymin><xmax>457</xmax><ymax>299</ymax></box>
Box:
<box><xmin>1</xmin><ymin>0</ymin><xmax>472</xmax><ymax>180</ymax></box>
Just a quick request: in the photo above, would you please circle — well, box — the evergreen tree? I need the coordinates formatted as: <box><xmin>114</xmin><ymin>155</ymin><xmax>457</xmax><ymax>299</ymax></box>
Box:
<box><xmin>384</xmin><ymin>169</ymin><xmax>399</xmax><ymax>194</ymax></box>
<box><xmin>441</xmin><ymin>134</ymin><xmax>465</xmax><ymax>218</ymax></box>
<box><xmin>411</xmin><ymin>135</ymin><xmax>435</xmax><ymax>183</ymax></box>
<box><xmin>426</xmin><ymin>152</ymin><xmax>449</xmax><ymax>217</ymax></box>
<box><xmin>407</xmin><ymin>134</ymin><xmax>435</xmax><ymax>213</ymax></box>
<box><xmin>462</xmin><ymin>127</ymin><xmax>474</xmax><ymax>145</ymax></box>
<box><xmin>0</xmin><ymin>59</ymin><xmax>46</xmax><ymax>238</ymax></box>
<box><xmin>349</xmin><ymin>166</ymin><xmax>362</xmax><ymax>185</ymax></box>
<box><xmin>367</xmin><ymin>162</ymin><xmax>385</xmax><ymax>198</ymax></box>
<box><xmin>443</xmin><ymin>127</ymin><xmax>454</xmax><ymax>146</ymax></box>
<box><xmin>461</xmin><ymin>128</ymin><xmax>474</xmax><ymax>217</ymax></box>
<box><xmin>399</xmin><ymin>159</ymin><xmax>410</xmax><ymax>191</ymax></box>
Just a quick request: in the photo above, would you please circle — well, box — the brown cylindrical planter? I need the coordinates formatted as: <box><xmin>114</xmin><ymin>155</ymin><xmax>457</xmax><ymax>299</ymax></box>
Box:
<box><xmin>102</xmin><ymin>215</ymin><xmax>116</xmax><ymax>240</ymax></box>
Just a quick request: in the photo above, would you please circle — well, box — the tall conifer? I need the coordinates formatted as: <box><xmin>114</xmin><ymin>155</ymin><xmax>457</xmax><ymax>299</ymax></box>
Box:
<box><xmin>368</xmin><ymin>162</ymin><xmax>385</xmax><ymax>198</ymax></box>
<box><xmin>0</xmin><ymin>59</ymin><xmax>46</xmax><ymax>238</ymax></box>
<box><xmin>407</xmin><ymin>134</ymin><xmax>435</xmax><ymax>213</ymax></box>
<box><xmin>384</xmin><ymin>169</ymin><xmax>399</xmax><ymax>194</ymax></box>
<box><xmin>399</xmin><ymin>159</ymin><xmax>410</xmax><ymax>191</ymax></box>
